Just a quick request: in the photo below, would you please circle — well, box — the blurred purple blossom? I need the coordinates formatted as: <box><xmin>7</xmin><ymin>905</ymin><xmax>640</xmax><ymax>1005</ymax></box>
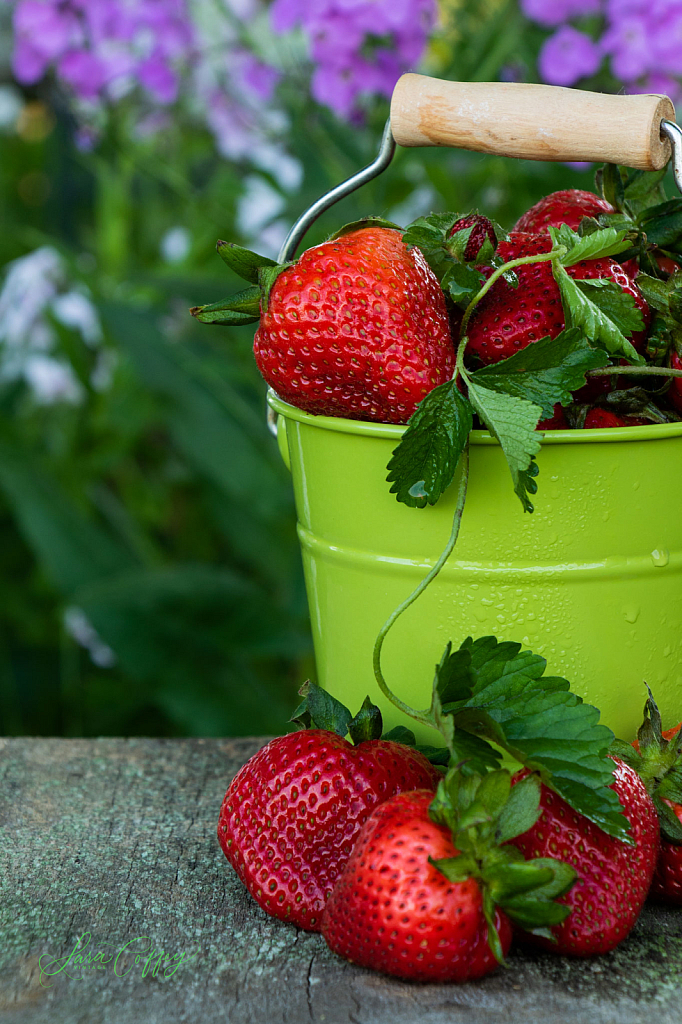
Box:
<box><xmin>270</xmin><ymin>0</ymin><xmax>438</xmax><ymax>117</ymax></box>
<box><xmin>524</xmin><ymin>0</ymin><xmax>682</xmax><ymax>98</ymax></box>
<box><xmin>539</xmin><ymin>26</ymin><xmax>602</xmax><ymax>85</ymax></box>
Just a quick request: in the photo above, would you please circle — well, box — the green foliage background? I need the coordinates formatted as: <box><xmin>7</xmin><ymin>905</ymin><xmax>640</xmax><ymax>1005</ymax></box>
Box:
<box><xmin>0</xmin><ymin>0</ymin><xmax>604</xmax><ymax>737</ymax></box>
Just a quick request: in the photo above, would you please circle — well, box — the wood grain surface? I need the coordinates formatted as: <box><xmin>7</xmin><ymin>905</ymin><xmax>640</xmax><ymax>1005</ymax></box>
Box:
<box><xmin>390</xmin><ymin>75</ymin><xmax>675</xmax><ymax>169</ymax></box>
<box><xmin>1</xmin><ymin>737</ymin><xmax>682</xmax><ymax>1024</ymax></box>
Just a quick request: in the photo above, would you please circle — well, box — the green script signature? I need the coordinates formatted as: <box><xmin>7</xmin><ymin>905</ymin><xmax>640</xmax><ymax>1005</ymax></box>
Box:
<box><xmin>38</xmin><ymin>932</ymin><xmax>194</xmax><ymax>987</ymax></box>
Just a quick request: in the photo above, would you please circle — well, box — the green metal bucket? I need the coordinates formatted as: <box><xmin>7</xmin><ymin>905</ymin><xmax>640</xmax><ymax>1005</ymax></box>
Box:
<box><xmin>268</xmin><ymin>390</ymin><xmax>682</xmax><ymax>743</ymax></box>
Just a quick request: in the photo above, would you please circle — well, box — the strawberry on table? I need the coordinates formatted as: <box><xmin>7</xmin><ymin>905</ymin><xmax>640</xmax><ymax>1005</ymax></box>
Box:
<box><xmin>217</xmin><ymin>685</ymin><xmax>440</xmax><ymax>932</ymax></box>
<box><xmin>507</xmin><ymin>759</ymin><xmax>659</xmax><ymax>956</ymax></box>
<box><xmin>616</xmin><ymin>690</ymin><xmax>682</xmax><ymax>906</ymax></box>
<box><xmin>514</xmin><ymin>189</ymin><xmax>615</xmax><ymax>234</ymax></box>
<box><xmin>322</xmin><ymin>769</ymin><xmax>577</xmax><ymax>982</ymax></box>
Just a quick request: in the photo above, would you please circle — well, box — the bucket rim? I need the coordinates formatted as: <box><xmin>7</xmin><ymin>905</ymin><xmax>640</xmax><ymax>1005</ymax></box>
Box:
<box><xmin>267</xmin><ymin>390</ymin><xmax>682</xmax><ymax>445</ymax></box>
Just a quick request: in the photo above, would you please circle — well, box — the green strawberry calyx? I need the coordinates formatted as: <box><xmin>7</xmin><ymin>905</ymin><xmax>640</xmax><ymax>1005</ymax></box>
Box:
<box><xmin>428</xmin><ymin>766</ymin><xmax>576</xmax><ymax>962</ymax></box>
<box><xmin>611</xmin><ymin>686</ymin><xmax>682</xmax><ymax>844</ymax></box>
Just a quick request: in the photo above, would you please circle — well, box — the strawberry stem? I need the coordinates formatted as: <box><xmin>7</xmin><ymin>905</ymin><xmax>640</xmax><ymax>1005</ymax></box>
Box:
<box><xmin>587</xmin><ymin>365</ymin><xmax>682</xmax><ymax>378</ymax></box>
<box><xmin>372</xmin><ymin>446</ymin><xmax>470</xmax><ymax>729</ymax></box>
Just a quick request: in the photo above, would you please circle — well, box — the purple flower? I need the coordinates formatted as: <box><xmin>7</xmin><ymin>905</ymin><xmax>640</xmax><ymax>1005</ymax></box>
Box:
<box><xmin>137</xmin><ymin>55</ymin><xmax>178</xmax><ymax>104</ymax></box>
<box><xmin>271</xmin><ymin>0</ymin><xmax>437</xmax><ymax>116</ymax></box>
<box><xmin>521</xmin><ymin>0</ymin><xmax>602</xmax><ymax>28</ymax></box>
<box><xmin>601</xmin><ymin>15</ymin><xmax>652</xmax><ymax>80</ymax></box>
<box><xmin>539</xmin><ymin>25</ymin><xmax>602</xmax><ymax>85</ymax></box>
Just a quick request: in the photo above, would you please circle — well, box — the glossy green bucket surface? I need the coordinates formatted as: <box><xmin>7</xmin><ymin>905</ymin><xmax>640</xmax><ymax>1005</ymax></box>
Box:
<box><xmin>269</xmin><ymin>390</ymin><xmax>682</xmax><ymax>744</ymax></box>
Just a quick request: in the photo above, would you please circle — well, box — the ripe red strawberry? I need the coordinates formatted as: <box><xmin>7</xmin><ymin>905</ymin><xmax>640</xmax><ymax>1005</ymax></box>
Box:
<box><xmin>537</xmin><ymin>403</ymin><xmax>568</xmax><ymax>430</ymax></box>
<box><xmin>514</xmin><ymin>189</ymin><xmax>615</xmax><ymax>234</ymax></box>
<box><xmin>253</xmin><ymin>226</ymin><xmax>455</xmax><ymax>424</ymax></box>
<box><xmin>321</xmin><ymin>790</ymin><xmax>513</xmax><ymax>982</ymax></box>
<box><xmin>447</xmin><ymin>213</ymin><xmax>497</xmax><ymax>261</ymax></box>
<box><xmin>626</xmin><ymin>695</ymin><xmax>682</xmax><ymax>906</ymax></box>
<box><xmin>584</xmin><ymin>408</ymin><xmax>645</xmax><ymax>428</ymax></box>
<box><xmin>217</xmin><ymin>729</ymin><xmax>440</xmax><ymax>932</ymax></box>
<box><xmin>465</xmin><ymin>232</ymin><xmax>650</xmax><ymax>366</ymax></box>
<box><xmin>507</xmin><ymin>760</ymin><xmax>659</xmax><ymax>956</ymax></box>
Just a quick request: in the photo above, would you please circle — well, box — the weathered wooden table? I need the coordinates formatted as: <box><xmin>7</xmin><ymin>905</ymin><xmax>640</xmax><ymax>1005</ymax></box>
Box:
<box><xmin>1</xmin><ymin>737</ymin><xmax>681</xmax><ymax>1024</ymax></box>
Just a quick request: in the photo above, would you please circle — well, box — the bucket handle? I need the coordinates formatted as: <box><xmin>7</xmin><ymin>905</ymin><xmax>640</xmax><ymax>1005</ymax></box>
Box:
<box><xmin>278</xmin><ymin>75</ymin><xmax>680</xmax><ymax>263</ymax></box>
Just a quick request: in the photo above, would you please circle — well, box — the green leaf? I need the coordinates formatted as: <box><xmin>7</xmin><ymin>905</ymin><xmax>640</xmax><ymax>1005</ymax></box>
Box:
<box><xmin>449</xmin><ymin>728</ymin><xmax>502</xmax><ymax>774</ymax></box>
<box><xmin>430</xmin><ymin>853</ymin><xmax>476</xmax><ymax>883</ymax></box>
<box><xmin>574</xmin><ymin>279</ymin><xmax>644</xmax><ymax>335</ymax></box>
<box><xmin>386</xmin><ymin>381</ymin><xmax>472</xmax><ymax>508</ymax></box>
<box><xmin>485</xmin><ymin>860</ymin><xmax>555</xmax><ymax>903</ymax></box>
<box><xmin>216</xmin><ymin>241</ymin><xmax>277</xmax><ymax>284</ymax></box>
<box><xmin>471</xmin><ymin>329</ymin><xmax>608</xmax><ymax>419</ymax></box>
<box><xmin>190</xmin><ymin>285</ymin><xmax>261</xmax><ymax>325</ymax></box>
<box><xmin>639</xmin><ymin>198</ymin><xmax>682</xmax><ymax>251</ymax></box>
<box><xmin>466</xmin><ymin>379</ymin><xmax>542</xmax><ymax>512</ymax></box>
<box><xmin>553</xmin><ymin>262</ymin><xmax>642</xmax><ymax>362</ymax></box>
<box><xmin>347</xmin><ymin>695</ymin><xmax>383</xmax><ymax>744</ymax></box>
<box><xmin>289</xmin><ymin>680</ymin><xmax>352</xmax><ymax>737</ymax></box>
<box><xmin>655</xmin><ymin>794</ymin><xmax>682</xmax><ymax>844</ymax></box>
<box><xmin>443</xmin><ymin>636</ymin><xmax>631</xmax><ymax>841</ymax></box>
<box><xmin>382</xmin><ymin>725</ymin><xmax>417</xmax><ymax>746</ymax></box>
<box><xmin>552</xmin><ymin>225</ymin><xmax>631</xmax><ymax>266</ymax></box>
<box><xmin>442</xmin><ymin>263</ymin><xmax>486</xmax><ymax>307</ymax></box>
<box><xmin>433</xmin><ymin>641</ymin><xmax>476</xmax><ymax>705</ymax></box>
<box><xmin>496</xmin><ymin>773</ymin><xmax>541</xmax><ymax>843</ymax></box>
<box><xmin>474</xmin><ymin>769</ymin><xmax>511</xmax><ymax>817</ymax></box>
<box><xmin>446</xmin><ymin>224</ymin><xmax>475</xmax><ymax>261</ymax></box>
<box><xmin>259</xmin><ymin>263</ymin><xmax>294</xmax><ymax>311</ymax></box>
<box><xmin>623</xmin><ymin>166</ymin><xmax>667</xmax><ymax>203</ymax></box>
<box><xmin>636</xmin><ymin>273</ymin><xmax>671</xmax><ymax>313</ymax></box>
<box><xmin>602</xmin><ymin>164</ymin><xmax>625</xmax><ymax>213</ymax></box>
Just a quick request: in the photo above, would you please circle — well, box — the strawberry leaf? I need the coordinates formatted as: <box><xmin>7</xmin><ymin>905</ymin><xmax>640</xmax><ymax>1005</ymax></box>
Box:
<box><xmin>386</xmin><ymin>381</ymin><xmax>472</xmax><ymax>508</ymax></box>
<box><xmin>216</xmin><ymin>241</ymin><xmax>277</xmax><ymax>284</ymax></box>
<box><xmin>638</xmin><ymin>198</ymin><xmax>682</xmax><ymax>252</ymax></box>
<box><xmin>496</xmin><ymin>773</ymin><xmax>541</xmax><ymax>843</ymax></box>
<box><xmin>574</xmin><ymin>279</ymin><xmax>644</xmax><ymax>336</ymax></box>
<box><xmin>553</xmin><ymin>262</ymin><xmax>643</xmax><ymax>362</ymax></box>
<box><xmin>382</xmin><ymin>725</ymin><xmax>451</xmax><ymax>766</ymax></box>
<box><xmin>602</xmin><ymin>164</ymin><xmax>626</xmax><ymax>213</ymax></box>
<box><xmin>442</xmin><ymin>263</ymin><xmax>485</xmax><ymax>307</ymax></box>
<box><xmin>347</xmin><ymin>695</ymin><xmax>383</xmax><ymax>744</ymax></box>
<box><xmin>289</xmin><ymin>680</ymin><xmax>352</xmax><ymax>737</ymax></box>
<box><xmin>465</xmin><ymin>379</ymin><xmax>542</xmax><ymax>512</ymax></box>
<box><xmin>438</xmin><ymin>636</ymin><xmax>632</xmax><ymax>841</ymax></box>
<box><xmin>189</xmin><ymin>285</ymin><xmax>261</xmax><ymax>325</ymax></box>
<box><xmin>470</xmin><ymin>329</ymin><xmax>608</xmax><ymax>418</ymax></box>
<box><xmin>550</xmin><ymin>224</ymin><xmax>632</xmax><ymax>265</ymax></box>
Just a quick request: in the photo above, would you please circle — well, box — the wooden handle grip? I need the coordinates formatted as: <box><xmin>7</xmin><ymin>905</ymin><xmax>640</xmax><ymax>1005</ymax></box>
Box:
<box><xmin>390</xmin><ymin>75</ymin><xmax>675</xmax><ymax>170</ymax></box>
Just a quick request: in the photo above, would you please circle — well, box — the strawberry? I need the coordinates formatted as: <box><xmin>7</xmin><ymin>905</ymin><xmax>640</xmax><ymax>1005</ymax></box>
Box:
<box><xmin>514</xmin><ymin>189</ymin><xmax>615</xmax><ymax>234</ymax></box>
<box><xmin>218</xmin><ymin>712</ymin><xmax>440</xmax><ymax>932</ymax></box>
<box><xmin>506</xmin><ymin>759</ymin><xmax>659</xmax><ymax>956</ymax></box>
<box><xmin>322</xmin><ymin>790</ymin><xmax>511</xmax><ymax>982</ymax></box>
<box><xmin>465</xmin><ymin>232</ymin><xmax>650</xmax><ymax>366</ymax></box>
<box><xmin>537</xmin><ymin>403</ymin><xmax>568</xmax><ymax>430</ymax></box>
<box><xmin>447</xmin><ymin>213</ymin><xmax>497</xmax><ymax>261</ymax></box>
<box><xmin>252</xmin><ymin>225</ymin><xmax>455</xmax><ymax>424</ymax></box>
<box><xmin>583</xmin><ymin>408</ymin><xmax>645</xmax><ymax>428</ymax></box>
<box><xmin>620</xmin><ymin>692</ymin><xmax>682</xmax><ymax>906</ymax></box>
<box><xmin>322</xmin><ymin>768</ymin><xmax>576</xmax><ymax>982</ymax></box>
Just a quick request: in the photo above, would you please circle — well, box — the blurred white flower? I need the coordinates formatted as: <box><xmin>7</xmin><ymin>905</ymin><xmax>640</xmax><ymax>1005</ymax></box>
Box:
<box><xmin>23</xmin><ymin>355</ymin><xmax>84</xmax><ymax>405</ymax></box>
<box><xmin>51</xmin><ymin>290</ymin><xmax>103</xmax><ymax>345</ymax></box>
<box><xmin>64</xmin><ymin>607</ymin><xmax>117</xmax><ymax>668</ymax></box>
<box><xmin>237</xmin><ymin>175</ymin><xmax>289</xmax><ymax>255</ymax></box>
<box><xmin>160</xmin><ymin>226</ymin><xmax>191</xmax><ymax>264</ymax></box>
<box><xmin>0</xmin><ymin>246</ymin><xmax>107</xmax><ymax>404</ymax></box>
<box><xmin>0</xmin><ymin>85</ymin><xmax>23</xmax><ymax>132</ymax></box>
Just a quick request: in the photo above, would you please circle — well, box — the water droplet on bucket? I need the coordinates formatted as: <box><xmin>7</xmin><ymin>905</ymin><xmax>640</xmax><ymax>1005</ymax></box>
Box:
<box><xmin>651</xmin><ymin>548</ymin><xmax>670</xmax><ymax>567</ymax></box>
<box><xmin>622</xmin><ymin>605</ymin><xmax>640</xmax><ymax>624</ymax></box>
